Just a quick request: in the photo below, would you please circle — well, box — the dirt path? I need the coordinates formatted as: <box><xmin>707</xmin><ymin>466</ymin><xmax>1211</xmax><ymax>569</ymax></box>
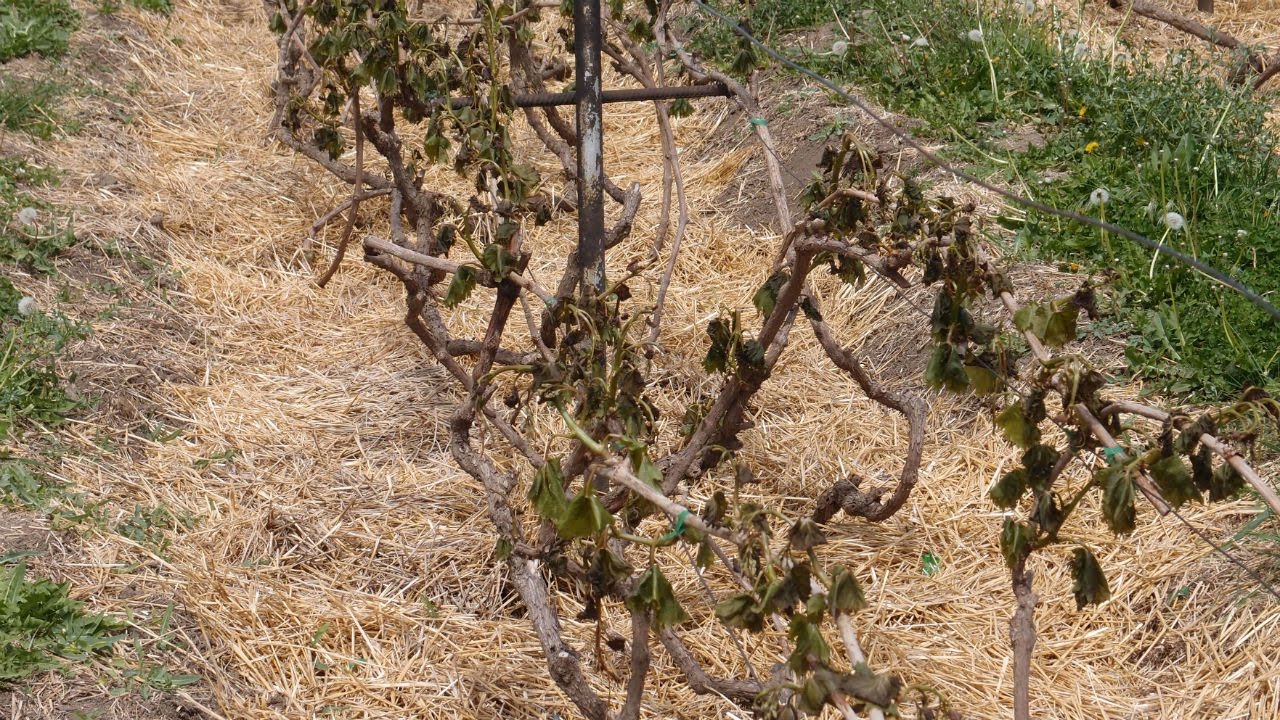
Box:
<box><xmin>9</xmin><ymin>1</ymin><xmax>1279</xmax><ymax>718</ymax></box>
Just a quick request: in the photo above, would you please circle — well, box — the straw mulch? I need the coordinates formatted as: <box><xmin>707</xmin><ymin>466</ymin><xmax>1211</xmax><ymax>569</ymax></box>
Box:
<box><xmin>1051</xmin><ymin>0</ymin><xmax>1280</xmax><ymax>52</ymax></box>
<box><xmin>8</xmin><ymin>1</ymin><xmax>1280</xmax><ymax>718</ymax></box>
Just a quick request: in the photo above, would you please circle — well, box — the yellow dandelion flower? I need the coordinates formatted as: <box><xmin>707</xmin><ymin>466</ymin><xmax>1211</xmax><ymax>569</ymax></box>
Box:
<box><xmin>1085</xmin><ymin>141</ymin><xmax>1100</xmax><ymax>154</ymax></box>
<box><xmin>1078</xmin><ymin>105</ymin><xmax>1087</xmax><ymax>118</ymax></box>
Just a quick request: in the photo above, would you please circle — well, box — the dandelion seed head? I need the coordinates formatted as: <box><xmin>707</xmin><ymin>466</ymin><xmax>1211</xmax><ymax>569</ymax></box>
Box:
<box><xmin>832</xmin><ymin>40</ymin><xmax>849</xmax><ymax>55</ymax></box>
<box><xmin>16</xmin><ymin>207</ymin><xmax>38</xmax><ymax>227</ymax></box>
<box><xmin>1237</xmin><ymin>229</ymin><xmax>1248</xmax><ymax>239</ymax></box>
<box><xmin>1088</xmin><ymin>188</ymin><xmax>1110</xmax><ymax>206</ymax></box>
<box><xmin>1164</xmin><ymin>211</ymin><xmax>1185</xmax><ymax>231</ymax></box>
<box><xmin>17</xmin><ymin>297</ymin><xmax>37</xmax><ymax>317</ymax></box>
<box><xmin>967</xmin><ymin>29</ymin><xmax>984</xmax><ymax>42</ymax></box>
<box><xmin>1073</xmin><ymin>42</ymin><xmax>1088</xmax><ymax>59</ymax></box>
<box><xmin>912</xmin><ymin>36</ymin><xmax>930</xmax><ymax>48</ymax></box>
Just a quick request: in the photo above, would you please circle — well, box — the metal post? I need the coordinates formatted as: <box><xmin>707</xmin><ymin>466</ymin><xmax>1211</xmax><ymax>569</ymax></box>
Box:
<box><xmin>574</xmin><ymin>0</ymin><xmax>606</xmax><ymax>296</ymax></box>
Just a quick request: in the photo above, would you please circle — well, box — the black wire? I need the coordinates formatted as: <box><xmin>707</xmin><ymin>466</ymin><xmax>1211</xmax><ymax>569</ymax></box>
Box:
<box><xmin>1165</xmin><ymin>504</ymin><xmax>1280</xmax><ymax>602</ymax></box>
<box><xmin>690</xmin><ymin>0</ymin><xmax>1280</xmax><ymax>325</ymax></box>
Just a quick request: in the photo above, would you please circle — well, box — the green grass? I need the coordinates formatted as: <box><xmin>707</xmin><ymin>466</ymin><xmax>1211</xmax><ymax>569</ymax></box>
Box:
<box><xmin>689</xmin><ymin>0</ymin><xmax>1280</xmax><ymax>398</ymax></box>
<box><xmin>0</xmin><ymin>303</ymin><xmax>87</xmax><ymax>437</ymax></box>
<box><xmin>0</xmin><ymin>560</ymin><xmax>123</xmax><ymax>685</ymax></box>
<box><xmin>96</xmin><ymin>0</ymin><xmax>175</xmax><ymax>15</ymax></box>
<box><xmin>2</xmin><ymin>159</ymin><xmax>77</xmax><ymax>269</ymax></box>
<box><xmin>0</xmin><ymin>0</ymin><xmax>79</xmax><ymax>62</ymax></box>
<box><xmin>0</xmin><ymin>77</ymin><xmax>77</xmax><ymax>139</ymax></box>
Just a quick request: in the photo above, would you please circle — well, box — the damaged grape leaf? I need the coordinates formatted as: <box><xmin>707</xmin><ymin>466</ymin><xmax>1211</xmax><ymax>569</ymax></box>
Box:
<box><xmin>1070</xmin><ymin>547</ymin><xmax>1111</xmax><ymax>609</ymax></box>
<box><xmin>786</xmin><ymin>615</ymin><xmax>831</xmax><ymax>673</ymax></box>
<box><xmin>1000</xmin><ymin>518</ymin><xmax>1032</xmax><ymax>569</ymax></box>
<box><xmin>996</xmin><ymin>403</ymin><xmax>1041</xmax><ymax>449</ymax></box>
<box><xmin>1149</xmin><ymin>455</ymin><xmax>1199</xmax><ymax>508</ymax></box>
<box><xmin>1099</xmin><ymin>465</ymin><xmax>1136</xmax><ymax>535</ymax></box>
<box><xmin>714</xmin><ymin>592</ymin><xmax>764</xmax><ymax>633</ymax></box>
<box><xmin>753</xmin><ymin>270</ymin><xmax>789</xmax><ymax>319</ymax></box>
<box><xmin>527</xmin><ymin>458</ymin><xmax>567</xmax><ymax>522</ymax></box>
<box><xmin>989</xmin><ymin>469</ymin><xmax>1027</xmax><ymax>510</ymax></box>
<box><xmin>627</xmin><ymin>565</ymin><xmax>689</xmax><ymax>629</ymax></box>
<box><xmin>827</xmin><ymin>565</ymin><xmax>867</xmax><ymax>616</ymax></box>
<box><xmin>556</xmin><ymin>490</ymin><xmax>612</xmax><ymax>538</ymax></box>
<box><xmin>442</xmin><ymin>265</ymin><xmax>478</xmax><ymax>308</ymax></box>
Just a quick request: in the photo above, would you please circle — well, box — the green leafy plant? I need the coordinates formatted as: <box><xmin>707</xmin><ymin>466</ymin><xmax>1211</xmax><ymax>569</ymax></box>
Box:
<box><xmin>0</xmin><ymin>0</ymin><xmax>79</xmax><ymax>62</ymax></box>
<box><xmin>0</xmin><ymin>289</ymin><xmax>86</xmax><ymax>436</ymax></box>
<box><xmin>0</xmin><ymin>561</ymin><xmax>123</xmax><ymax>684</ymax></box>
<box><xmin>0</xmin><ymin>77</ymin><xmax>77</xmax><ymax>140</ymax></box>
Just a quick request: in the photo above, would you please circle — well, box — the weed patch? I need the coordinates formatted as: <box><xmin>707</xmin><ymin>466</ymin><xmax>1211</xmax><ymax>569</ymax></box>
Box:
<box><xmin>0</xmin><ymin>560</ymin><xmax>122</xmax><ymax>684</ymax></box>
<box><xmin>690</xmin><ymin>0</ymin><xmax>1280</xmax><ymax>397</ymax></box>
<box><xmin>0</xmin><ymin>0</ymin><xmax>79</xmax><ymax>62</ymax></box>
<box><xmin>0</xmin><ymin>455</ymin><xmax>63</xmax><ymax>508</ymax></box>
<box><xmin>0</xmin><ymin>277</ymin><xmax>86</xmax><ymax>436</ymax></box>
<box><xmin>0</xmin><ymin>77</ymin><xmax>76</xmax><ymax>139</ymax></box>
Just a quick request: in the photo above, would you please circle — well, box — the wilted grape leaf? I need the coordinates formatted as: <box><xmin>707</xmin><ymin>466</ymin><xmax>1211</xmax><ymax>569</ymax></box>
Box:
<box><xmin>1070</xmin><ymin>547</ymin><xmax>1111</xmax><ymax>609</ymax></box>
<box><xmin>1191</xmin><ymin>445</ymin><xmax>1213</xmax><ymax>493</ymax></box>
<box><xmin>786</xmin><ymin>615</ymin><xmax>831</xmax><ymax>672</ymax></box>
<box><xmin>669</xmin><ymin>98</ymin><xmax>694</xmax><ymax>118</ymax></box>
<box><xmin>753</xmin><ymin>270</ymin><xmax>789</xmax><ymax>319</ymax></box>
<box><xmin>424</xmin><ymin>132</ymin><xmax>450</xmax><ymax>163</ymax></box>
<box><xmin>703</xmin><ymin>317</ymin><xmax>734</xmax><ymax>374</ymax></box>
<box><xmin>556</xmin><ymin>491</ymin><xmax>611</xmax><ymax>538</ymax></box>
<box><xmin>796</xmin><ymin>673</ymin><xmax>832</xmax><ymax>715</ymax></box>
<box><xmin>789</xmin><ymin>519</ymin><xmax>829</xmax><ymax>552</ymax></box>
<box><xmin>1149</xmin><ymin>455</ymin><xmax>1199</xmax><ymax>508</ymax></box>
<box><xmin>1210</xmin><ymin>462</ymin><xmax>1245</xmax><ymax>501</ymax></box>
<box><xmin>702</xmin><ymin>490</ymin><xmax>727</xmax><ymax>526</ymax></box>
<box><xmin>989</xmin><ymin>469</ymin><xmax>1027</xmax><ymax>509</ymax></box>
<box><xmin>996</xmin><ymin>403</ymin><xmax>1041</xmax><ymax>449</ymax></box>
<box><xmin>965</xmin><ymin>364</ymin><xmax>1002</xmax><ymax>395</ymax></box>
<box><xmin>827</xmin><ymin>565</ymin><xmax>867</xmax><ymax>616</ymax></box>
<box><xmin>442</xmin><ymin>266</ymin><xmax>477</xmax><ymax>308</ymax></box>
<box><xmin>714</xmin><ymin>592</ymin><xmax>764</xmax><ymax>632</ymax></box>
<box><xmin>480</xmin><ymin>243</ymin><xmax>518</xmax><ymax>276</ymax></box>
<box><xmin>1099</xmin><ymin>465</ymin><xmax>1136</xmax><ymax>535</ymax></box>
<box><xmin>1000</xmin><ymin>518</ymin><xmax>1031</xmax><ymax>569</ymax></box>
<box><xmin>829</xmin><ymin>254</ymin><xmax>865</xmax><ymax>286</ymax></box>
<box><xmin>1029</xmin><ymin>491</ymin><xmax>1064</xmax><ymax>538</ymax></box>
<box><xmin>627</xmin><ymin>565</ymin><xmax>690</xmax><ymax>629</ymax></box>
<box><xmin>1022</xmin><ymin>444</ymin><xmax>1060</xmax><ymax>491</ymax></box>
<box><xmin>925</xmin><ymin>343</ymin><xmax>968</xmax><ymax>392</ymax></box>
<box><xmin>735</xmin><ymin>339</ymin><xmax>766</xmax><ymax>381</ymax></box>
<box><xmin>1014</xmin><ymin>300</ymin><xmax>1079</xmax><ymax>347</ymax></box>
<box><xmin>831</xmin><ymin>663</ymin><xmax>902</xmax><ymax>709</ymax></box>
<box><xmin>760</xmin><ymin>575</ymin><xmax>801</xmax><ymax>615</ymax></box>
<box><xmin>527</xmin><ymin>458</ymin><xmax>567</xmax><ymax>522</ymax></box>
<box><xmin>695</xmin><ymin>538</ymin><xmax>715</xmax><ymax>569</ymax></box>
<box><xmin>930</xmin><ymin>292</ymin><xmax>953</xmax><ymax>342</ymax></box>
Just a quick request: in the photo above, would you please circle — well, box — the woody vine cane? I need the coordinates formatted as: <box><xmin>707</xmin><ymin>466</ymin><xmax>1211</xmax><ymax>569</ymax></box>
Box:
<box><xmin>265</xmin><ymin>2</ymin><xmax>1280</xmax><ymax>719</ymax></box>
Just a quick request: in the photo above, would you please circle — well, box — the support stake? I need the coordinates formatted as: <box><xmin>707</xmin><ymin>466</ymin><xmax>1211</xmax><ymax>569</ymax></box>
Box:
<box><xmin>574</xmin><ymin>0</ymin><xmax>606</xmax><ymax>296</ymax></box>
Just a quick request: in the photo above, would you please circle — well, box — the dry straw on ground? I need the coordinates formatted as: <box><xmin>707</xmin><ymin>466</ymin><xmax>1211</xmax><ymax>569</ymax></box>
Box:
<box><xmin>6</xmin><ymin>0</ymin><xmax>1280</xmax><ymax>718</ymax></box>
